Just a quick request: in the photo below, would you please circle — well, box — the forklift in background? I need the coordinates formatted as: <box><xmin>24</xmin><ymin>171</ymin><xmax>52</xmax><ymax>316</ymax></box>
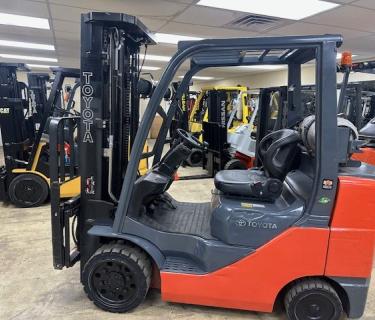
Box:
<box><xmin>337</xmin><ymin>58</ymin><xmax>375</xmax><ymax>165</ymax></box>
<box><xmin>50</xmin><ymin>13</ymin><xmax>375</xmax><ymax>319</ymax></box>
<box><xmin>259</xmin><ymin>54</ymin><xmax>375</xmax><ymax>166</ymax></box>
<box><xmin>186</xmin><ymin>86</ymin><xmax>251</xmax><ymax>170</ymax></box>
<box><xmin>339</xmin><ymin>81</ymin><xmax>375</xmax><ymax>130</ymax></box>
<box><xmin>0</xmin><ymin>65</ymin><xmax>81</xmax><ymax>207</ymax></box>
<box><xmin>169</xmin><ymin>88</ymin><xmax>198</xmax><ymax>140</ymax></box>
<box><xmin>189</xmin><ymin>86</ymin><xmax>250</xmax><ymax>137</ymax></box>
<box><xmin>170</xmin><ymin>85</ymin><xmax>258</xmax><ymax>176</ymax></box>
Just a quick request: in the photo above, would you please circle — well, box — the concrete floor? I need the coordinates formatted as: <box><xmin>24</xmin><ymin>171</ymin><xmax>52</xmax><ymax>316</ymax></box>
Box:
<box><xmin>1</xmin><ymin>151</ymin><xmax>375</xmax><ymax>319</ymax></box>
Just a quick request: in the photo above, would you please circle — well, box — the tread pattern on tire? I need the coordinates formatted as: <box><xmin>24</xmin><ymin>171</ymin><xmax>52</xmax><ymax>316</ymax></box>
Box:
<box><xmin>83</xmin><ymin>241</ymin><xmax>152</xmax><ymax>313</ymax></box>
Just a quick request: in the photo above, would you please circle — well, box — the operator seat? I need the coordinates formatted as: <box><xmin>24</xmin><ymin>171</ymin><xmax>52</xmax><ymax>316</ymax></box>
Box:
<box><xmin>359</xmin><ymin>117</ymin><xmax>375</xmax><ymax>141</ymax></box>
<box><xmin>214</xmin><ymin>129</ymin><xmax>301</xmax><ymax>202</ymax></box>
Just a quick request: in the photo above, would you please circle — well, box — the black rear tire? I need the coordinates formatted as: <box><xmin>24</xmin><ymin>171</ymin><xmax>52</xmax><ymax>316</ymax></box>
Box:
<box><xmin>284</xmin><ymin>279</ymin><xmax>344</xmax><ymax>320</ymax></box>
<box><xmin>8</xmin><ymin>173</ymin><xmax>49</xmax><ymax>207</ymax></box>
<box><xmin>82</xmin><ymin>242</ymin><xmax>152</xmax><ymax>313</ymax></box>
<box><xmin>224</xmin><ymin>158</ymin><xmax>247</xmax><ymax>170</ymax></box>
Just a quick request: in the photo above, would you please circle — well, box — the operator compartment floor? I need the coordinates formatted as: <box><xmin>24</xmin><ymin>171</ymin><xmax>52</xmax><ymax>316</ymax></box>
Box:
<box><xmin>138</xmin><ymin>199</ymin><xmax>215</xmax><ymax>240</ymax></box>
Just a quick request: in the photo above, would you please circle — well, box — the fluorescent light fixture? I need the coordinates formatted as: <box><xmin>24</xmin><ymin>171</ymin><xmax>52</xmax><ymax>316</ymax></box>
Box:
<box><xmin>154</xmin><ymin>33</ymin><xmax>203</xmax><ymax>45</ymax></box>
<box><xmin>0</xmin><ymin>53</ymin><xmax>57</xmax><ymax>62</ymax></box>
<box><xmin>27</xmin><ymin>64</ymin><xmax>58</xmax><ymax>69</ymax></box>
<box><xmin>178</xmin><ymin>75</ymin><xmax>215</xmax><ymax>81</ymax></box>
<box><xmin>197</xmin><ymin>0</ymin><xmax>339</xmax><ymax>20</ymax></box>
<box><xmin>241</xmin><ymin>65</ymin><xmax>285</xmax><ymax>70</ymax></box>
<box><xmin>141</xmin><ymin>66</ymin><xmax>161</xmax><ymax>71</ymax></box>
<box><xmin>337</xmin><ymin>53</ymin><xmax>357</xmax><ymax>60</ymax></box>
<box><xmin>139</xmin><ymin>53</ymin><xmax>171</xmax><ymax>62</ymax></box>
<box><xmin>0</xmin><ymin>40</ymin><xmax>54</xmax><ymax>51</ymax></box>
<box><xmin>0</xmin><ymin>12</ymin><xmax>50</xmax><ymax>29</ymax></box>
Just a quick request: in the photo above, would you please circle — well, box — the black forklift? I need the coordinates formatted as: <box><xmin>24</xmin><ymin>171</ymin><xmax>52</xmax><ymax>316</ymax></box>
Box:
<box><xmin>26</xmin><ymin>71</ymin><xmax>51</xmax><ymax>135</ymax></box>
<box><xmin>337</xmin><ymin>58</ymin><xmax>375</xmax><ymax>130</ymax></box>
<box><xmin>49</xmin><ymin>12</ymin><xmax>375</xmax><ymax>320</ymax></box>
<box><xmin>338</xmin><ymin>59</ymin><xmax>375</xmax><ymax>164</ymax></box>
<box><xmin>0</xmin><ymin>65</ymin><xmax>81</xmax><ymax>207</ymax></box>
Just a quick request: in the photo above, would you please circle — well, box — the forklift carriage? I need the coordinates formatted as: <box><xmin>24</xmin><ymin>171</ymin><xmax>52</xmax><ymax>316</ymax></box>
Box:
<box><xmin>50</xmin><ymin>12</ymin><xmax>375</xmax><ymax>320</ymax></box>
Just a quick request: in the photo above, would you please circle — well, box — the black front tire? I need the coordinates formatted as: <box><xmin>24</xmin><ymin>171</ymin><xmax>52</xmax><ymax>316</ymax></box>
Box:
<box><xmin>82</xmin><ymin>242</ymin><xmax>152</xmax><ymax>313</ymax></box>
<box><xmin>8</xmin><ymin>173</ymin><xmax>49</xmax><ymax>207</ymax></box>
<box><xmin>284</xmin><ymin>279</ymin><xmax>344</xmax><ymax>320</ymax></box>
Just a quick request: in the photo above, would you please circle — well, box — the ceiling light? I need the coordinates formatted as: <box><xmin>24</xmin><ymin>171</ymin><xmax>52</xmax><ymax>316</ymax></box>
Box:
<box><xmin>154</xmin><ymin>33</ymin><xmax>203</xmax><ymax>45</ymax></box>
<box><xmin>0</xmin><ymin>12</ymin><xmax>50</xmax><ymax>29</ymax></box>
<box><xmin>27</xmin><ymin>64</ymin><xmax>58</xmax><ymax>69</ymax></box>
<box><xmin>139</xmin><ymin>53</ymin><xmax>171</xmax><ymax>62</ymax></box>
<box><xmin>240</xmin><ymin>65</ymin><xmax>285</xmax><ymax>70</ymax></box>
<box><xmin>0</xmin><ymin>40</ymin><xmax>54</xmax><ymax>51</ymax></box>
<box><xmin>197</xmin><ymin>0</ymin><xmax>339</xmax><ymax>20</ymax></box>
<box><xmin>0</xmin><ymin>54</ymin><xmax>57</xmax><ymax>62</ymax></box>
<box><xmin>178</xmin><ymin>76</ymin><xmax>215</xmax><ymax>80</ymax></box>
<box><xmin>141</xmin><ymin>66</ymin><xmax>161</xmax><ymax>71</ymax></box>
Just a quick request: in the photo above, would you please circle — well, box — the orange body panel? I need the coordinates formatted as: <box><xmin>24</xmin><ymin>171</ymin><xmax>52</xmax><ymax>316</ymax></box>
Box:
<box><xmin>352</xmin><ymin>147</ymin><xmax>375</xmax><ymax>166</ymax></box>
<box><xmin>325</xmin><ymin>176</ymin><xmax>375</xmax><ymax>278</ymax></box>
<box><xmin>161</xmin><ymin>228</ymin><xmax>329</xmax><ymax>312</ymax></box>
<box><xmin>235</xmin><ymin>151</ymin><xmax>255</xmax><ymax>168</ymax></box>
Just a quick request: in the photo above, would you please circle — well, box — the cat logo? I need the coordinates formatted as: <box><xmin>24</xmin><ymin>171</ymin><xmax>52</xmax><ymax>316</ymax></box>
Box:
<box><xmin>0</xmin><ymin>107</ymin><xmax>10</xmax><ymax>114</ymax></box>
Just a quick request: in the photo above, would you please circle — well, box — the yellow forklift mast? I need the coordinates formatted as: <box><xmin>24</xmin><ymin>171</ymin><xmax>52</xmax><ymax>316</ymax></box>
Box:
<box><xmin>189</xmin><ymin>86</ymin><xmax>250</xmax><ymax>139</ymax></box>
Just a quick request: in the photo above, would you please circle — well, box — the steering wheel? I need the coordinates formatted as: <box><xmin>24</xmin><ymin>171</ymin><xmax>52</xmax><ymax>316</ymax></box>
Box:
<box><xmin>176</xmin><ymin>128</ymin><xmax>204</xmax><ymax>149</ymax></box>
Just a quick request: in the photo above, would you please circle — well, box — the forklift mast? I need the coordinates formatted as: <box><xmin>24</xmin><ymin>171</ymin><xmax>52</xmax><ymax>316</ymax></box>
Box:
<box><xmin>79</xmin><ymin>12</ymin><xmax>154</xmax><ymax>199</ymax></box>
<box><xmin>0</xmin><ymin>63</ymin><xmax>30</xmax><ymax>142</ymax></box>
<box><xmin>26</xmin><ymin>72</ymin><xmax>50</xmax><ymax>132</ymax></box>
<box><xmin>51</xmin><ymin>12</ymin><xmax>155</xmax><ymax>269</ymax></box>
<box><xmin>0</xmin><ymin>63</ymin><xmax>31</xmax><ymax>169</ymax></box>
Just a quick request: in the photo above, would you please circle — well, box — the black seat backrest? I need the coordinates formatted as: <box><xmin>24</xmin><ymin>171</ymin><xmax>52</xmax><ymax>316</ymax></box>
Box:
<box><xmin>360</xmin><ymin>117</ymin><xmax>375</xmax><ymax>140</ymax></box>
<box><xmin>258</xmin><ymin>129</ymin><xmax>301</xmax><ymax>180</ymax></box>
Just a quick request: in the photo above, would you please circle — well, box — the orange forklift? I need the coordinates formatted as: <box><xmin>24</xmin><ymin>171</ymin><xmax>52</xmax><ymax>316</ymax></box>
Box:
<box><xmin>49</xmin><ymin>12</ymin><xmax>375</xmax><ymax>320</ymax></box>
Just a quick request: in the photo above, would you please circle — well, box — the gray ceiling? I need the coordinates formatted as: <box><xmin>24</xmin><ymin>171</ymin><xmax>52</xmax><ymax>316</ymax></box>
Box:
<box><xmin>1</xmin><ymin>0</ymin><xmax>375</xmax><ymax>80</ymax></box>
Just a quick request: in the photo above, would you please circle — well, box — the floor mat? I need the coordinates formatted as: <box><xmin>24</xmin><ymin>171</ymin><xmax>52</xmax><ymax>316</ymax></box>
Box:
<box><xmin>138</xmin><ymin>199</ymin><xmax>214</xmax><ymax>239</ymax></box>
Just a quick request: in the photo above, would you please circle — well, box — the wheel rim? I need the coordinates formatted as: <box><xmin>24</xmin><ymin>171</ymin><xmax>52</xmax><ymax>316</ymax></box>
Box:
<box><xmin>190</xmin><ymin>151</ymin><xmax>202</xmax><ymax>164</ymax></box>
<box><xmin>14</xmin><ymin>178</ymin><xmax>43</xmax><ymax>205</ymax></box>
<box><xmin>90</xmin><ymin>260</ymin><xmax>138</xmax><ymax>306</ymax></box>
<box><xmin>295</xmin><ymin>293</ymin><xmax>337</xmax><ymax>320</ymax></box>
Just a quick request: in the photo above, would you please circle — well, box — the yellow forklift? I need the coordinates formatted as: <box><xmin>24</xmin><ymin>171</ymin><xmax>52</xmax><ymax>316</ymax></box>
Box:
<box><xmin>0</xmin><ymin>64</ymin><xmax>80</xmax><ymax>207</ymax></box>
<box><xmin>189</xmin><ymin>86</ymin><xmax>250</xmax><ymax>138</ymax></box>
<box><xmin>184</xmin><ymin>86</ymin><xmax>253</xmax><ymax>171</ymax></box>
